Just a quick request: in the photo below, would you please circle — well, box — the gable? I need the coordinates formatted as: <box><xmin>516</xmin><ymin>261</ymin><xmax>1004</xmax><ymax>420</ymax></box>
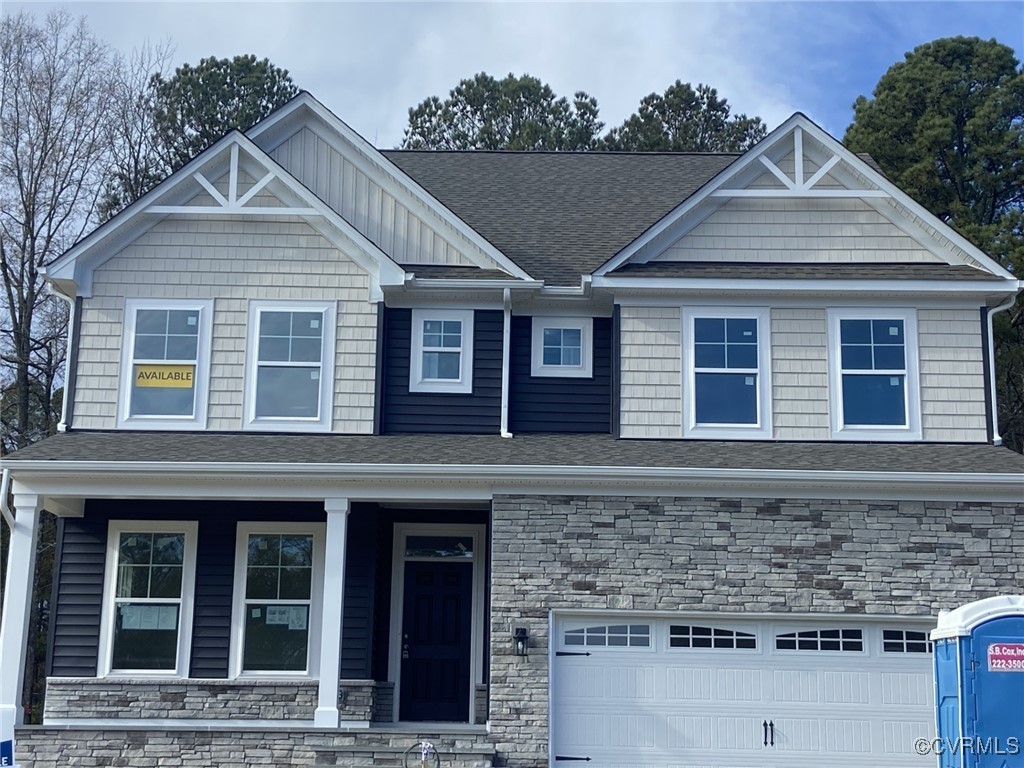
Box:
<box><xmin>248</xmin><ymin>95</ymin><xmax>530</xmax><ymax>280</ymax></box>
<box><xmin>598</xmin><ymin>114</ymin><xmax>1017</xmax><ymax>281</ymax></box>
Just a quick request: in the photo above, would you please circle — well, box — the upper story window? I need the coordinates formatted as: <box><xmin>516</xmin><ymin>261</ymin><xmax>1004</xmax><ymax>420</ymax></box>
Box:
<box><xmin>681</xmin><ymin>308</ymin><xmax>771</xmax><ymax>439</ymax></box>
<box><xmin>531</xmin><ymin>317</ymin><xmax>593</xmax><ymax>377</ymax></box>
<box><xmin>827</xmin><ymin>309</ymin><xmax>921</xmax><ymax>440</ymax></box>
<box><xmin>230</xmin><ymin>522</ymin><xmax>325</xmax><ymax>676</ymax></box>
<box><xmin>98</xmin><ymin>521</ymin><xmax>198</xmax><ymax>676</ymax></box>
<box><xmin>409</xmin><ymin>309</ymin><xmax>474</xmax><ymax>394</ymax></box>
<box><xmin>244</xmin><ymin>300</ymin><xmax>336</xmax><ymax>432</ymax></box>
<box><xmin>118</xmin><ymin>299</ymin><xmax>213</xmax><ymax>430</ymax></box>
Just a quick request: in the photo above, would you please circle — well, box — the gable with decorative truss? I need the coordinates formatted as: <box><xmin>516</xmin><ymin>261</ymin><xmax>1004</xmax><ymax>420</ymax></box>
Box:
<box><xmin>596</xmin><ymin>114</ymin><xmax>1014</xmax><ymax>279</ymax></box>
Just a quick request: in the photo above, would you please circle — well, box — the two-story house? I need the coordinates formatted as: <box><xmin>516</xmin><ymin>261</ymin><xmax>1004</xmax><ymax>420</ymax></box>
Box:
<box><xmin>1</xmin><ymin>92</ymin><xmax>1022</xmax><ymax>768</ymax></box>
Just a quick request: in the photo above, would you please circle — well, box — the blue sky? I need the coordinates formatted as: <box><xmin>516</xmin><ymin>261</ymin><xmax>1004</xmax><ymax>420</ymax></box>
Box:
<box><xmin>10</xmin><ymin>1</ymin><xmax>1024</xmax><ymax>146</ymax></box>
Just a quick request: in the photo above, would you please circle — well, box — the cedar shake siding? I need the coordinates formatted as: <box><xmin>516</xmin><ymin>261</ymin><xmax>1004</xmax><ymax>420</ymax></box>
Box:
<box><xmin>509</xmin><ymin>316</ymin><xmax>612</xmax><ymax>433</ymax></box>
<box><xmin>380</xmin><ymin>308</ymin><xmax>502</xmax><ymax>434</ymax></box>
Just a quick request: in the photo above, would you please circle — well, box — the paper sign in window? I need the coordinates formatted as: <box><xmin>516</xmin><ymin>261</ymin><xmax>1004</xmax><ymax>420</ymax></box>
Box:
<box><xmin>134</xmin><ymin>364</ymin><xmax>195</xmax><ymax>388</ymax></box>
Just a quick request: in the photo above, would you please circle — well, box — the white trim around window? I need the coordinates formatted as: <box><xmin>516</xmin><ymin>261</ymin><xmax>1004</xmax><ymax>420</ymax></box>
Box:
<box><xmin>117</xmin><ymin>298</ymin><xmax>214</xmax><ymax>430</ymax></box>
<box><xmin>681</xmin><ymin>307</ymin><xmax>772</xmax><ymax>439</ymax></box>
<box><xmin>243</xmin><ymin>300</ymin><xmax>337</xmax><ymax>432</ymax></box>
<box><xmin>827</xmin><ymin>308</ymin><xmax>921</xmax><ymax>441</ymax></box>
<box><xmin>97</xmin><ymin>520</ymin><xmax>198</xmax><ymax>677</ymax></box>
<box><xmin>409</xmin><ymin>308</ymin><xmax>475</xmax><ymax>394</ymax></box>
<box><xmin>531</xmin><ymin>317</ymin><xmax>594</xmax><ymax>378</ymax></box>
<box><xmin>229</xmin><ymin>522</ymin><xmax>326</xmax><ymax>679</ymax></box>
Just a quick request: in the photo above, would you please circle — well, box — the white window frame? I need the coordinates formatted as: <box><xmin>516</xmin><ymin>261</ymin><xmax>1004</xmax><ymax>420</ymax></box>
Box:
<box><xmin>409</xmin><ymin>308</ymin><xmax>474</xmax><ymax>394</ymax></box>
<box><xmin>229</xmin><ymin>521</ymin><xmax>326</xmax><ymax>679</ymax></box>
<box><xmin>681</xmin><ymin>307</ymin><xmax>772</xmax><ymax>439</ymax></box>
<box><xmin>827</xmin><ymin>308</ymin><xmax>921</xmax><ymax>440</ymax></box>
<box><xmin>531</xmin><ymin>317</ymin><xmax>594</xmax><ymax>378</ymax></box>
<box><xmin>117</xmin><ymin>298</ymin><xmax>214</xmax><ymax>430</ymax></box>
<box><xmin>243</xmin><ymin>300</ymin><xmax>337</xmax><ymax>432</ymax></box>
<box><xmin>97</xmin><ymin>520</ymin><xmax>198</xmax><ymax>677</ymax></box>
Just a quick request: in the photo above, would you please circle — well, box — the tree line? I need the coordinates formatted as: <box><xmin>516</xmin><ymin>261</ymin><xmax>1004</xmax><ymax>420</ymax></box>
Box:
<box><xmin>0</xmin><ymin>8</ymin><xmax>1021</xmax><ymax>722</ymax></box>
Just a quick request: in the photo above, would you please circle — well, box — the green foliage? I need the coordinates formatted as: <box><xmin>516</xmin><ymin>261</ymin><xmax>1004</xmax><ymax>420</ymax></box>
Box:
<box><xmin>845</xmin><ymin>36</ymin><xmax>1024</xmax><ymax>452</ymax></box>
<box><xmin>151</xmin><ymin>54</ymin><xmax>299</xmax><ymax>172</ymax></box>
<box><xmin>602</xmin><ymin>81</ymin><xmax>767</xmax><ymax>152</ymax></box>
<box><xmin>401</xmin><ymin>72</ymin><xmax>603</xmax><ymax>150</ymax></box>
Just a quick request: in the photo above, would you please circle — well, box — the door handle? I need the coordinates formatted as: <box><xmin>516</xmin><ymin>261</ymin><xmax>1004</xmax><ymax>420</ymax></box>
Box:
<box><xmin>769</xmin><ymin>720</ymin><xmax>775</xmax><ymax>747</ymax></box>
<box><xmin>762</xmin><ymin>720</ymin><xmax>768</xmax><ymax>747</ymax></box>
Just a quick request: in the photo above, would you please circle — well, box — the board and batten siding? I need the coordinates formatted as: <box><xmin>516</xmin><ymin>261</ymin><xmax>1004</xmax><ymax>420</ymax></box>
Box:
<box><xmin>508</xmin><ymin>316</ymin><xmax>612</xmax><ymax>433</ymax></box>
<box><xmin>654</xmin><ymin>197</ymin><xmax>943</xmax><ymax>263</ymax></box>
<box><xmin>619</xmin><ymin>304</ymin><xmax>988</xmax><ymax>442</ymax></box>
<box><xmin>380</xmin><ymin>307</ymin><xmax>502</xmax><ymax>434</ymax></box>
<box><xmin>72</xmin><ymin>215</ymin><xmax>377</xmax><ymax>433</ymax></box>
<box><xmin>49</xmin><ymin>500</ymin><xmax>376</xmax><ymax>680</ymax></box>
<box><xmin>270</xmin><ymin>126</ymin><xmax>497</xmax><ymax>270</ymax></box>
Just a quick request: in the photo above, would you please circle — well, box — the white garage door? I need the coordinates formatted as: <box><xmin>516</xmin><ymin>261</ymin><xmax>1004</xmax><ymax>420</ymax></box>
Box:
<box><xmin>551</xmin><ymin>615</ymin><xmax>935</xmax><ymax>768</ymax></box>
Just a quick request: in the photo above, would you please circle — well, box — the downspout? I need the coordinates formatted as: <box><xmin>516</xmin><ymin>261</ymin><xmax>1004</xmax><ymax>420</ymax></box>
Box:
<box><xmin>0</xmin><ymin>469</ymin><xmax>12</xmax><ymax>531</ymax></box>
<box><xmin>50</xmin><ymin>286</ymin><xmax>76</xmax><ymax>433</ymax></box>
<box><xmin>500</xmin><ymin>288</ymin><xmax>513</xmax><ymax>438</ymax></box>
<box><xmin>986</xmin><ymin>294</ymin><xmax>1017</xmax><ymax>446</ymax></box>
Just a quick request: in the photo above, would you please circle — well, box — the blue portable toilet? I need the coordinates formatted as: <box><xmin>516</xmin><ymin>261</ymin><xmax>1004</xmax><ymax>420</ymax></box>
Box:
<box><xmin>932</xmin><ymin>595</ymin><xmax>1024</xmax><ymax>768</ymax></box>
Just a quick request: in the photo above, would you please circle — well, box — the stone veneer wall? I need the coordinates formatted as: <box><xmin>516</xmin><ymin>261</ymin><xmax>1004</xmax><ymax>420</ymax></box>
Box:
<box><xmin>487</xmin><ymin>494</ymin><xmax>1024</xmax><ymax>767</ymax></box>
<box><xmin>44</xmin><ymin>678</ymin><xmax>384</xmax><ymax>723</ymax></box>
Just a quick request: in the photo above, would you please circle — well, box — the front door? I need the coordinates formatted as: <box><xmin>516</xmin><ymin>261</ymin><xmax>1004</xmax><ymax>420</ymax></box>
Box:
<box><xmin>399</xmin><ymin>560</ymin><xmax>473</xmax><ymax>721</ymax></box>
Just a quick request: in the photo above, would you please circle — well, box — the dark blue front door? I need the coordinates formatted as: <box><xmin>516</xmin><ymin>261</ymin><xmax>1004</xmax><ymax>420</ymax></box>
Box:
<box><xmin>399</xmin><ymin>560</ymin><xmax>473</xmax><ymax>722</ymax></box>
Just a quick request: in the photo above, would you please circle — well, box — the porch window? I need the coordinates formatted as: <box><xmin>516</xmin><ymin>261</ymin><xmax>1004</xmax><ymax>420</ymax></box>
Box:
<box><xmin>409</xmin><ymin>309</ymin><xmax>474</xmax><ymax>393</ymax></box>
<box><xmin>244</xmin><ymin>300</ymin><xmax>336</xmax><ymax>431</ymax></box>
<box><xmin>118</xmin><ymin>299</ymin><xmax>213</xmax><ymax>429</ymax></box>
<box><xmin>231</xmin><ymin>522</ymin><xmax>325</xmax><ymax>676</ymax></box>
<box><xmin>530</xmin><ymin>317</ymin><xmax>594</xmax><ymax>377</ymax></box>
<box><xmin>99</xmin><ymin>521</ymin><xmax>198</xmax><ymax>675</ymax></box>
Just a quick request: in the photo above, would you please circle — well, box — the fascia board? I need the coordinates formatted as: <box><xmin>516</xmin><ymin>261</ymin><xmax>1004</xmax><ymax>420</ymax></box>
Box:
<box><xmin>591</xmin><ymin>276</ymin><xmax>1020</xmax><ymax>295</ymax></box>
<box><xmin>248</xmin><ymin>93</ymin><xmax>534</xmax><ymax>282</ymax></box>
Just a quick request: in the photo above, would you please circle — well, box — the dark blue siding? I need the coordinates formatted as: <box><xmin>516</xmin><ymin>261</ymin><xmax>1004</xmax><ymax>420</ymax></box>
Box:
<box><xmin>49</xmin><ymin>500</ymin><xmax>376</xmax><ymax>679</ymax></box>
<box><xmin>381</xmin><ymin>308</ymin><xmax>502</xmax><ymax>434</ymax></box>
<box><xmin>509</xmin><ymin>316</ymin><xmax>612</xmax><ymax>433</ymax></box>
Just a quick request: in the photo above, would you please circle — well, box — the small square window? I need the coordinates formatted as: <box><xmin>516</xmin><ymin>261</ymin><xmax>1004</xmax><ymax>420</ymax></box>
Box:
<box><xmin>410</xmin><ymin>309</ymin><xmax>475</xmax><ymax>393</ymax></box>
<box><xmin>531</xmin><ymin>317</ymin><xmax>594</xmax><ymax>378</ymax></box>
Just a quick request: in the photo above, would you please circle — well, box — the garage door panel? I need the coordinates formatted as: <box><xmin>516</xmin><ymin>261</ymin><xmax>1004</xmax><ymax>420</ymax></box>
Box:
<box><xmin>712</xmin><ymin>716</ymin><xmax>765</xmax><ymax>751</ymax></box>
<box><xmin>823</xmin><ymin>671</ymin><xmax>872</xmax><ymax>704</ymax></box>
<box><xmin>771</xmin><ymin>669</ymin><xmax>820</xmax><ymax>702</ymax></box>
<box><xmin>771</xmin><ymin>717</ymin><xmax>821</xmax><ymax>751</ymax></box>
<box><xmin>666</xmin><ymin>666</ymin><xmax>762</xmax><ymax>702</ymax></box>
<box><xmin>665</xmin><ymin>715</ymin><xmax>713</xmax><ymax>749</ymax></box>
<box><xmin>822</xmin><ymin>718</ymin><xmax>873</xmax><ymax>752</ymax></box>
<box><xmin>607</xmin><ymin>666</ymin><xmax>657</xmax><ymax>699</ymax></box>
<box><xmin>880</xmin><ymin>671</ymin><xmax>932</xmax><ymax>705</ymax></box>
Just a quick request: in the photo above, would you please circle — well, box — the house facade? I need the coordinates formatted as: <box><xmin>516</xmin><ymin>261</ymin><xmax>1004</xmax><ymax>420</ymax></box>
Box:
<box><xmin>1</xmin><ymin>93</ymin><xmax>1022</xmax><ymax>768</ymax></box>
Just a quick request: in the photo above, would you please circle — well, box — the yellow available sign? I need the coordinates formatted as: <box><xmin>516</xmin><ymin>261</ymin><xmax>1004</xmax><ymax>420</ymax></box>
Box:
<box><xmin>134</xmin><ymin>364</ymin><xmax>194</xmax><ymax>388</ymax></box>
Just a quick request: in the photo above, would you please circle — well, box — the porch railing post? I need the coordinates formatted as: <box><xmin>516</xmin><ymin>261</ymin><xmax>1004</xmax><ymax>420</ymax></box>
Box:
<box><xmin>315</xmin><ymin>497</ymin><xmax>350</xmax><ymax>728</ymax></box>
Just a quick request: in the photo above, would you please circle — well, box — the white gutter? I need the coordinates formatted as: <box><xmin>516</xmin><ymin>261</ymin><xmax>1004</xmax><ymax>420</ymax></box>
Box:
<box><xmin>49</xmin><ymin>285</ymin><xmax>77</xmax><ymax>432</ymax></box>
<box><xmin>406</xmin><ymin>279</ymin><xmax>543</xmax><ymax>290</ymax></box>
<box><xmin>0</xmin><ymin>469</ymin><xmax>13</xmax><ymax>530</ymax></box>
<box><xmin>499</xmin><ymin>288</ymin><xmax>513</xmax><ymax>438</ymax></box>
<box><xmin>591</xmin><ymin>276</ymin><xmax>1019</xmax><ymax>294</ymax></box>
<box><xmin>987</xmin><ymin>294</ymin><xmax>1018</xmax><ymax>446</ymax></box>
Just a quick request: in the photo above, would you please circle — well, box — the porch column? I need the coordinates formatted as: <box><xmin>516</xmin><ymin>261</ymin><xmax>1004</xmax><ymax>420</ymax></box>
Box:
<box><xmin>0</xmin><ymin>492</ymin><xmax>42</xmax><ymax>748</ymax></box>
<box><xmin>315</xmin><ymin>497</ymin><xmax>350</xmax><ymax>728</ymax></box>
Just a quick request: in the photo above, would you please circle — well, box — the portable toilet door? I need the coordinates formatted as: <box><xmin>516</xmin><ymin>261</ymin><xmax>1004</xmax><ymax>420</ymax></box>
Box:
<box><xmin>932</xmin><ymin>595</ymin><xmax>1024</xmax><ymax>768</ymax></box>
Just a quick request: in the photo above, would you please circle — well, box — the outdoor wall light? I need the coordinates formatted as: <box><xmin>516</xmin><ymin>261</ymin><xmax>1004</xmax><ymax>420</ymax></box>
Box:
<box><xmin>514</xmin><ymin>627</ymin><xmax>529</xmax><ymax>656</ymax></box>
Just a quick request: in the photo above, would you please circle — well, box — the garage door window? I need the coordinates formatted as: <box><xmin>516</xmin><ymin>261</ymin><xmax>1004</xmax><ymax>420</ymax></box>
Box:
<box><xmin>883</xmin><ymin>629</ymin><xmax>933</xmax><ymax>654</ymax></box>
<box><xmin>775</xmin><ymin>628</ymin><xmax>863</xmax><ymax>652</ymax></box>
<box><xmin>669</xmin><ymin>624</ymin><xmax>757</xmax><ymax>650</ymax></box>
<box><xmin>564</xmin><ymin>624</ymin><xmax>650</xmax><ymax>648</ymax></box>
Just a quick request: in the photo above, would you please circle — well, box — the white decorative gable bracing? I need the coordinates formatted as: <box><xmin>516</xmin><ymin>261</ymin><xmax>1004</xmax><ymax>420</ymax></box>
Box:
<box><xmin>595</xmin><ymin>114</ymin><xmax>1016</xmax><ymax>279</ymax></box>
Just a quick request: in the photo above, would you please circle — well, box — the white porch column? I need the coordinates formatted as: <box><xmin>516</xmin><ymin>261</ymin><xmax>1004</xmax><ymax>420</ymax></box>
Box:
<box><xmin>0</xmin><ymin>492</ymin><xmax>42</xmax><ymax>751</ymax></box>
<box><xmin>314</xmin><ymin>497</ymin><xmax>350</xmax><ymax>728</ymax></box>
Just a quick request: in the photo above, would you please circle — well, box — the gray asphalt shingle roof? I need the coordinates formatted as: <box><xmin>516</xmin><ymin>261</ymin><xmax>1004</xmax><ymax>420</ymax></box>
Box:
<box><xmin>5</xmin><ymin>431</ymin><xmax>1023</xmax><ymax>474</ymax></box>
<box><xmin>384</xmin><ymin>150</ymin><xmax>737</xmax><ymax>285</ymax></box>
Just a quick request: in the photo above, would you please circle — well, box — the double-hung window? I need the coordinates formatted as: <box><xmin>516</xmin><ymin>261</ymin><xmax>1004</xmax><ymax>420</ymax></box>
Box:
<box><xmin>230</xmin><ymin>523</ymin><xmax>325</xmax><ymax>676</ymax></box>
<box><xmin>682</xmin><ymin>308</ymin><xmax>771</xmax><ymax>438</ymax></box>
<box><xmin>828</xmin><ymin>308</ymin><xmax>920</xmax><ymax>439</ymax></box>
<box><xmin>244</xmin><ymin>301</ymin><xmax>336</xmax><ymax>431</ymax></box>
<box><xmin>409</xmin><ymin>309</ymin><xmax>474</xmax><ymax>393</ymax></box>
<box><xmin>531</xmin><ymin>317</ymin><xmax>593</xmax><ymax>377</ymax></box>
<box><xmin>98</xmin><ymin>521</ymin><xmax>198</xmax><ymax>676</ymax></box>
<box><xmin>118</xmin><ymin>299</ymin><xmax>213</xmax><ymax>429</ymax></box>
